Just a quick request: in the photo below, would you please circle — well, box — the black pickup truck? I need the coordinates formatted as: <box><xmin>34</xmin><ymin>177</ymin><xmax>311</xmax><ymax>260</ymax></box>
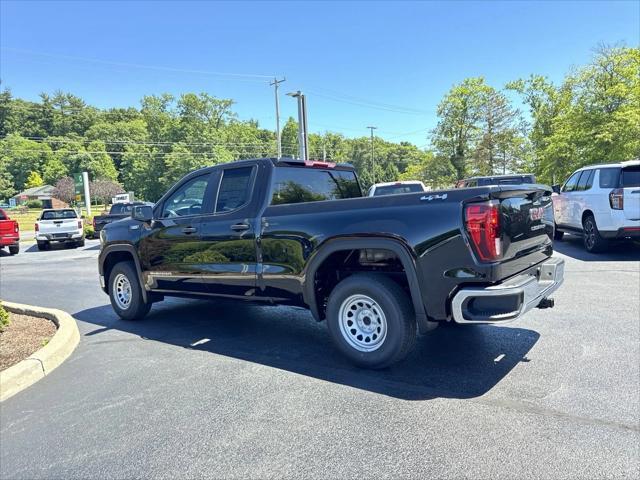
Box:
<box><xmin>91</xmin><ymin>202</ymin><xmax>151</xmax><ymax>238</ymax></box>
<box><xmin>98</xmin><ymin>158</ymin><xmax>564</xmax><ymax>368</ymax></box>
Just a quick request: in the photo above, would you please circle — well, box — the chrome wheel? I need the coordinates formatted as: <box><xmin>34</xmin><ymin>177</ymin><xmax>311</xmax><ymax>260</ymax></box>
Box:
<box><xmin>338</xmin><ymin>294</ymin><xmax>387</xmax><ymax>352</ymax></box>
<box><xmin>113</xmin><ymin>273</ymin><xmax>132</xmax><ymax>310</ymax></box>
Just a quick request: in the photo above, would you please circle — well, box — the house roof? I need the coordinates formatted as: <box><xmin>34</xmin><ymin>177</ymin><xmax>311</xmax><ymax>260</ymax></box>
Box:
<box><xmin>13</xmin><ymin>185</ymin><xmax>55</xmax><ymax>198</ymax></box>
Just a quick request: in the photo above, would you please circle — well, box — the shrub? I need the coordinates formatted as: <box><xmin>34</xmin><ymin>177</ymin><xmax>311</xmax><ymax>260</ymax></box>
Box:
<box><xmin>0</xmin><ymin>303</ymin><xmax>10</xmax><ymax>333</ymax></box>
<box><xmin>84</xmin><ymin>224</ymin><xmax>95</xmax><ymax>237</ymax></box>
<box><xmin>25</xmin><ymin>199</ymin><xmax>43</xmax><ymax>209</ymax></box>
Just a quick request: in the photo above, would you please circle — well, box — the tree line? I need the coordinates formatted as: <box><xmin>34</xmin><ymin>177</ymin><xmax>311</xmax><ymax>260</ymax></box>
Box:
<box><xmin>0</xmin><ymin>44</ymin><xmax>637</xmax><ymax>203</ymax></box>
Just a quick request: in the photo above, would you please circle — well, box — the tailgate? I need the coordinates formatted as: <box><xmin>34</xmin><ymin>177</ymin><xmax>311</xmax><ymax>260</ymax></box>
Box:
<box><xmin>38</xmin><ymin>218</ymin><xmax>79</xmax><ymax>234</ymax></box>
<box><xmin>621</xmin><ymin>165</ymin><xmax>640</xmax><ymax>220</ymax></box>
<box><xmin>486</xmin><ymin>185</ymin><xmax>554</xmax><ymax>262</ymax></box>
<box><xmin>0</xmin><ymin>220</ymin><xmax>16</xmax><ymax>235</ymax></box>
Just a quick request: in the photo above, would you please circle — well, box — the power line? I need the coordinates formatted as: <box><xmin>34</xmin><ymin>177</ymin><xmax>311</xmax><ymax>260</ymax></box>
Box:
<box><xmin>307</xmin><ymin>86</ymin><xmax>430</xmax><ymax>115</ymax></box>
<box><xmin>1</xmin><ymin>47</ymin><xmax>275</xmax><ymax>82</ymax></box>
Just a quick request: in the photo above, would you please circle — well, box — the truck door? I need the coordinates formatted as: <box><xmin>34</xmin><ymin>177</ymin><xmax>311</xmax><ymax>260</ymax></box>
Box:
<box><xmin>197</xmin><ymin>163</ymin><xmax>261</xmax><ymax>297</ymax></box>
<box><xmin>138</xmin><ymin>172</ymin><xmax>215</xmax><ymax>294</ymax></box>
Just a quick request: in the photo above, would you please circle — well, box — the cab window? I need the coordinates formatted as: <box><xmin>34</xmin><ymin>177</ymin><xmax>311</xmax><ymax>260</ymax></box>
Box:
<box><xmin>214</xmin><ymin>166</ymin><xmax>255</xmax><ymax>214</ymax></box>
<box><xmin>562</xmin><ymin>172</ymin><xmax>581</xmax><ymax>192</ymax></box>
<box><xmin>576</xmin><ymin>170</ymin><xmax>592</xmax><ymax>191</ymax></box>
<box><xmin>161</xmin><ymin>174</ymin><xmax>210</xmax><ymax>218</ymax></box>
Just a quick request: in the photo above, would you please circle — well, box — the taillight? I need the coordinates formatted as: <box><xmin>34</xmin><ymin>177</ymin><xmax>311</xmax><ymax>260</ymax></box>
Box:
<box><xmin>465</xmin><ymin>201</ymin><xmax>502</xmax><ymax>262</ymax></box>
<box><xmin>78</xmin><ymin>220</ymin><xmax>83</xmax><ymax>229</ymax></box>
<box><xmin>609</xmin><ymin>188</ymin><xmax>624</xmax><ymax>210</ymax></box>
<box><xmin>14</xmin><ymin>223</ymin><xmax>19</xmax><ymax>233</ymax></box>
<box><xmin>35</xmin><ymin>223</ymin><xmax>39</xmax><ymax>232</ymax></box>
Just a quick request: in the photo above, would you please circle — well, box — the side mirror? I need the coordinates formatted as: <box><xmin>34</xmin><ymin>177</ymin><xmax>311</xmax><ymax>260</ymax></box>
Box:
<box><xmin>132</xmin><ymin>205</ymin><xmax>153</xmax><ymax>222</ymax></box>
<box><xmin>552</xmin><ymin>185</ymin><xmax>561</xmax><ymax>194</ymax></box>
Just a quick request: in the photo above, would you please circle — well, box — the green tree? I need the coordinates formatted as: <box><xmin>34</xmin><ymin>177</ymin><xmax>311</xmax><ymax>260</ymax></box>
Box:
<box><xmin>79</xmin><ymin>141</ymin><xmax>118</xmax><ymax>181</ymax></box>
<box><xmin>42</xmin><ymin>156</ymin><xmax>68</xmax><ymax>185</ymax></box>
<box><xmin>432</xmin><ymin>77</ymin><xmax>489</xmax><ymax>179</ymax></box>
<box><xmin>0</xmin><ymin>134</ymin><xmax>53</xmax><ymax>190</ymax></box>
<box><xmin>0</xmin><ymin>164</ymin><xmax>15</xmax><ymax>200</ymax></box>
<box><xmin>25</xmin><ymin>171</ymin><xmax>44</xmax><ymax>188</ymax></box>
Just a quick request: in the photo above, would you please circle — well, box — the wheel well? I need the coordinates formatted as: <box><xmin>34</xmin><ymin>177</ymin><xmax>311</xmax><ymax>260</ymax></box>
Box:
<box><xmin>582</xmin><ymin>210</ymin><xmax>594</xmax><ymax>225</ymax></box>
<box><xmin>312</xmin><ymin>248</ymin><xmax>411</xmax><ymax>320</ymax></box>
<box><xmin>103</xmin><ymin>251</ymin><xmax>135</xmax><ymax>293</ymax></box>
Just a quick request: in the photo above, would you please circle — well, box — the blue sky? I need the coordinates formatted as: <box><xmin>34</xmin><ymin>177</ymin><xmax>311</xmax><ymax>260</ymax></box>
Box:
<box><xmin>1</xmin><ymin>0</ymin><xmax>638</xmax><ymax>147</ymax></box>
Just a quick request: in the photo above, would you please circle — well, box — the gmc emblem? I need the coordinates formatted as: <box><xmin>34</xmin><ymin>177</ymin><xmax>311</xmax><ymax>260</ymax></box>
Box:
<box><xmin>529</xmin><ymin>207</ymin><xmax>544</xmax><ymax>221</ymax></box>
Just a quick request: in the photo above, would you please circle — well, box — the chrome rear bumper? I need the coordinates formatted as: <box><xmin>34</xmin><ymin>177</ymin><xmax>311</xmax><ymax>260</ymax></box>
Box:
<box><xmin>451</xmin><ymin>257</ymin><xmax>564</xmax><ymax>324</ymax></box>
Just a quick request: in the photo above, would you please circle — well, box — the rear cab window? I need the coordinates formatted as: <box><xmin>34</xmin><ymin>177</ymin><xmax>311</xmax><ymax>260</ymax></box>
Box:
<box><xmin>270</xmin><ymin>167</ymin><xmax>362</xmax><ymax>205</ymax></box>
<box><xmin>110</xmin><ymin>204</ymin><xmax>135</xmax><ymax>215</ymax></box>
<box><xmin>41</xmin><ymin>209</ymin><xmax>78</xmax><ymax>220</ymax></box>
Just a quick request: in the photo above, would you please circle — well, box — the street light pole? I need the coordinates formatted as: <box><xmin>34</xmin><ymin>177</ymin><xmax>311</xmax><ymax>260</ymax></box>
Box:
<box><xmin>367</xmin><ymin>126</ymin><xmax>377</xmax><ymax>183</ymax></box>
<box><xmin>287</xmin><ymin>91</ymin><xmax>308</xmax><ymax>161</ymax></box>
<box><xmin>270</xmin><ymin>77</ymin><xmax>286</xmax><ymax>158</ymax></box>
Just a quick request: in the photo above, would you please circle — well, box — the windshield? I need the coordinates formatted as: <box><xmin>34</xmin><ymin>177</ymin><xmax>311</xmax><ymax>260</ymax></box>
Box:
<box><xmin>270</xmin><ymin>167</ymin><xmax>362</xmax><ymax>205</ymax></box>
<box><xmin>622</xmin><ymin>166</ymin><xmax>640</xmax><ymax>187</ymax></box>
<box><xmin>41</xmin><ymin>210</ymin><xmax>77</xmax><ymax>220</ymax></box>
<box><xmin>373</xmin><ymin>184</ymin><xmax>424</xmax><ymax>196</ymax></box>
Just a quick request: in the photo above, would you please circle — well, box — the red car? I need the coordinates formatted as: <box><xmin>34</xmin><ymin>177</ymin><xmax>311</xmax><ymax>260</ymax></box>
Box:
<box><xmin>0</xmin><ymin>208</ymin><xmax>20</xmax><ymax>255</ymax></box>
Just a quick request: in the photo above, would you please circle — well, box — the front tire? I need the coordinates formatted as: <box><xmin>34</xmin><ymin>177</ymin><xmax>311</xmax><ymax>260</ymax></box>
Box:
<box><xmin>583</xmin><ymin>215</ymin><xmax>607</xmax><ymax>253</ymax></box>
<box><xmin>8</xmin><ymin>244</ymin><xmax>19</xmax><ymax>255</ymax></box>
<box><xmin>326</xmin><ymin>273</ymin><xmax>416</xmax><ymax>369</ymax></box>
<box><xmin>108</xmin><ymin>261</ymin><xmax>151</xmax><ymax>321</ymax></box>
<box><xmin>76</xmin><ymin>239</ymin><xmax>85</xmax><ymax>248</ymax></box>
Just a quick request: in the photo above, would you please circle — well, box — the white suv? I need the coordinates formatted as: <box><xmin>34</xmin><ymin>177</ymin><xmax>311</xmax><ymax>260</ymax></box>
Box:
<box><xmin>552</xmin><ymin>160</ymin><xmax>640</xmax><ymax>252</ymax></box>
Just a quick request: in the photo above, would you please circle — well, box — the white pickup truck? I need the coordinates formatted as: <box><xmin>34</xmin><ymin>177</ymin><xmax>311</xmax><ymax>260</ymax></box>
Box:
<box><xmin>35</xmin><ymin>209</ymin><xmax>85</xmax><ymax>250</ymax></box>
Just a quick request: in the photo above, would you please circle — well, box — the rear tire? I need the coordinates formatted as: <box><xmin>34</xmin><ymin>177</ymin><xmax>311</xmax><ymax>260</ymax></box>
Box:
<box><xmin>583</xmin><ymin>215</ymin><xmax>607</xmax><ymax>253</ymax></box>
<box><xmin>326</xmin><ymin>273</ymin><xmax>416</xmax><ymax>369</ymax></box>
<box><xmin>8</xmin><ymin>245</ymin><xmax>19</xmax><ymax>255</ymax></box>
<box><xmin>108</xmin><ymin>261</ymin><xmax>151</xmax><ymax>321</ymax></box>
<box><xmin>37</xmin><ymin>241</ymin><xmax>50</xmax><ymax>251</ymax></box>
<box><xmin>553</xmin><ymin>225</ymin><xmax>564</xmax><ymax>241</ymax></box>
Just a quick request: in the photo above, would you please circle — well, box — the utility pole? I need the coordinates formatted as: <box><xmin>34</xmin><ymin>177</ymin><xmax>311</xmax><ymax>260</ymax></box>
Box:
<box><xmin>367</xmin><ymin>126</ymin><xmax>377</xmax><ymax>183</ymax></box>
<box><xmin>287</xmin><ymin>91</ymin><xmax>309</xmax><ymax>161</ymax></box>
<box><xmin>270</xmin><ymin>77</ymin><xmax>286</xmax><ymax>158</ymax></box>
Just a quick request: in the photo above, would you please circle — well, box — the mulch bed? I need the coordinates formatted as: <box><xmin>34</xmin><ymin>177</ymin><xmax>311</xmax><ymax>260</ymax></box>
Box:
<box><xmin>0</xmin><ymin>312</ymin><xmax>57</xmax><ymax>371</ymax></box>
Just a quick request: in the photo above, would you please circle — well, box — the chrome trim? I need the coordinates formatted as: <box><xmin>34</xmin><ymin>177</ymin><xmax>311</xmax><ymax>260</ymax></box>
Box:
<box><xmin>451</xmin><ymin>257</ymin><xmax>564</xmax><ymax>324</ymax></box>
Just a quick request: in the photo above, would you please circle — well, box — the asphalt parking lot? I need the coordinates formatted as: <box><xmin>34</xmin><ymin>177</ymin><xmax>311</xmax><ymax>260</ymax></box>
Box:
<box><xmin>0</xmin><ymin>237</ymin><xmax>638</xmax><ymax>479</ymax></box>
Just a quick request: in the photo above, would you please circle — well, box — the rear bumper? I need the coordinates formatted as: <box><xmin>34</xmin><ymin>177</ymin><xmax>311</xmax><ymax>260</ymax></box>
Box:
<box><xmin>451</xmin><ymin>257</ymin><xmax>564</xmax><ymax>324</ymax></box>
<box><xmin>36</xmin><ymin>231</ymin><xmax>84</xmax><ymax>242</ymax></box>
<box><xmin>600</xmin><ymin>227</ymin><xmax>640</xmax><ymax>240</ymax></box>
<box><xmin>0</xmin><ymin>236</ymin><xmax>19</xmax><ymax>247</ymax></box>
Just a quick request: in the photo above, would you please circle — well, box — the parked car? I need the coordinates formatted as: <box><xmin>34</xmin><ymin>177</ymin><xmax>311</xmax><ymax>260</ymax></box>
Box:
<box><xmin>367</xmin><ymin>181</ymin><xmax>427</xmax><ymax>196</ymax></box>
<box><xmin>456</xmin><ymin>174</ymin><xmax>536</xmax><ymax>188</ymax></box>
<box><xmin>35</xmin><ymin>209</ymin><xmax>85</xmax><ymax>250</ymax></box>
<box><xmin>0</xmin><ymin>208</ymin><xmax>20</xmax><ymax>255</ymax></box>
<box><xmin>552</xmin><ymin>160</ymin><xmax>640</xmax><ymax>252</ymax></box>
<box><xmin>91</xmin><ymin>202</ymin><xmax>152</xmax><ymax>238</ymax></box>
<box><xmin>99</xmin><ymin>158</ymin><xmax>563</xmax><ymax>368</ymax></box>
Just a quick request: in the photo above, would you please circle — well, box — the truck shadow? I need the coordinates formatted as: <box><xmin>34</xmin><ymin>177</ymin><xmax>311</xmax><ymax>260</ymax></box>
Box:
<box><xmin>75</xmin><ymin>299</ymin><xmax>539</xmax><ymax>401</ymax></box>
<box><xmin>554</xmin><ymin>235</ymin><xmax>640</xmax><ymax>262</ymax></box>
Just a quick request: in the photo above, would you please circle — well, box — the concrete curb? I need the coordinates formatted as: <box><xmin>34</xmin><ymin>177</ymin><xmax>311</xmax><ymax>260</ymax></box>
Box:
<box><xmin>0</xmin><ymin>301</ymin><xmax>80</xmax><ymax>402</ymax></box>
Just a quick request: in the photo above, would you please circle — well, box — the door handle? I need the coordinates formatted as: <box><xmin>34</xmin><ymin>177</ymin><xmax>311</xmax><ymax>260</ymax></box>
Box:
<box><xmin>182</xmin><ymin>226</ymin><xmax>197</xmax><ymax>234</ymax></box>
<box><xmin>231</xmin><ymin>223</ymin><xmax>250</xmax><ymax>231</ymax></box>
